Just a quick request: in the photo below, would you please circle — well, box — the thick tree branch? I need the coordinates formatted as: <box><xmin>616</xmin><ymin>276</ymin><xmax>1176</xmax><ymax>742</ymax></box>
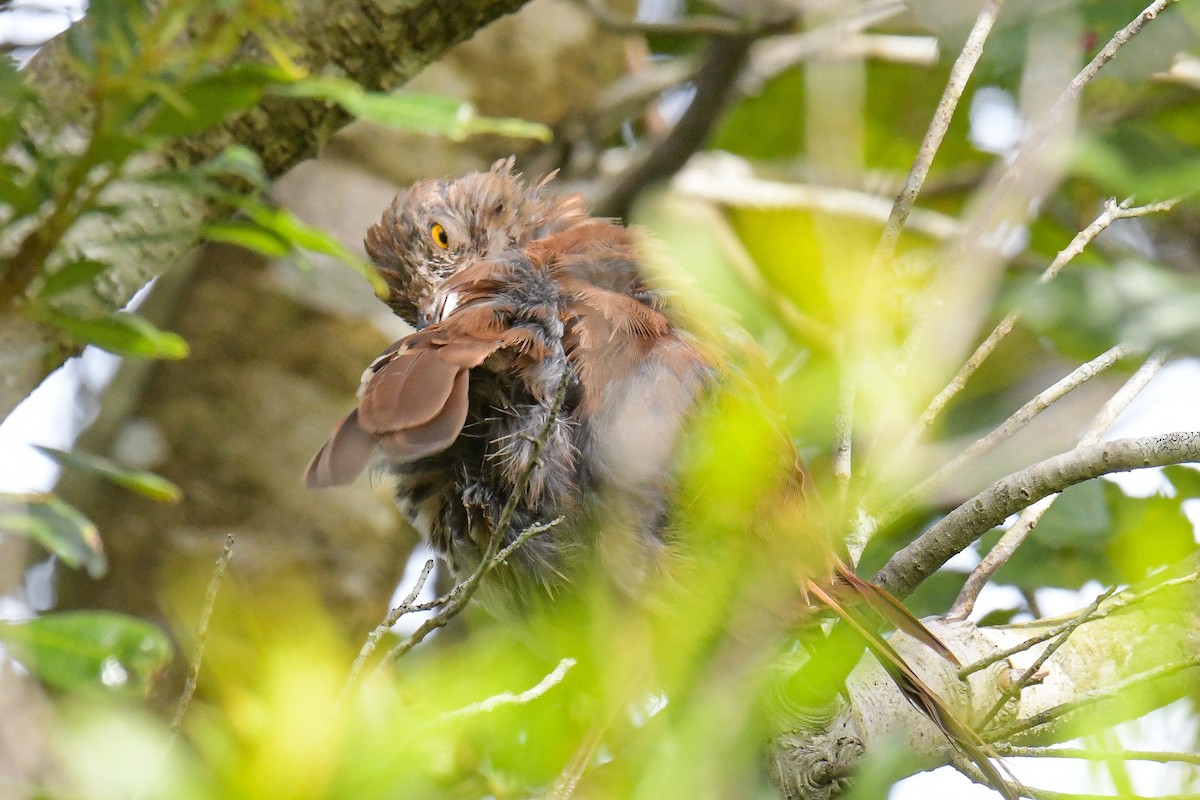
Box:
<box><xmin>876</xmin><ymin>344</ymin><xmax>1130</xmax><ymax>529</ymax></box>
<box><xmin>0</xmin><ymin>0</ymin><xmax>532</xmax><ymax>423</ymax></box>
<box><xmin>875</xmin><ymin>432</ymin><xmax>1200</xmax><ymax>599</ymax></box>
<box><xmin>772</xmin><ymin>574</ymin><xmax>1198</xmax><ymax>799</ymax></box>
<box><xmin>950</xmin><ymin>349</ymin><xmax>1169</xmax><ymax>619</ymax></box>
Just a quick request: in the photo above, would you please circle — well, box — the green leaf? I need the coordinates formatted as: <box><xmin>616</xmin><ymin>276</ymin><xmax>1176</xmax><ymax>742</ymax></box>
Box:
<box><xmin>278</xmin><ymin>78</ymin><xmax>552</xmax><ymax>142</ymax></box>
<box><xmin>143</xmin><ymin>64</ymin><xmax>286</xmax><ymax>137</ymax></box>
<box><xmin>34</xmin><ymin>308</ymin><xmax>190</xmax><ymax>359</ymax></box>
<box><xmin>204</xmin><ymin>219</ymin><xmax>293</xmax><ymax>257</ymax></box>
<box><xmin>0</xmin><ymin>493</ymin><xmax>106</xmax><ymax>578</ymax></box>
<box><xmin>239</xmin><ymin>201</ymin><xmax>388</xmax><ymax>296</ymax></box>
<box><xmin>33</xmin><ymin>446</ymin><xmax>181</xmax><ymax>504</ymax></box>
<box><xmin>1105</xmin><ymin>481</ymin><xmax>1198</xmax><ymax>582</ymax></box>
<box><xmin>0</xmin><ymin>611</ymin><xmax>172</xmax><ymax>694</ymax></box>
<box><xmin>199</xmin><ymin>145</ymin><xmax>268</xmax><ymax>189</ymax></box>
<box><xmin>36</xmin><ymin>259</ymin><xmax>109</xmax><ymax>299</ymax></box>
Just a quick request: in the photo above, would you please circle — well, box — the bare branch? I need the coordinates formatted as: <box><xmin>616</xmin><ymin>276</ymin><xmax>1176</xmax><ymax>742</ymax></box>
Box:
<box><xmin>673</xmin><ymin>159</ymin><xmax>962</xmax><ymax>240</ymax></box>
<box><xmin>959</xmin><ymin>566</ymin><xmax>1199</xmax><ymax>678</ymax></box>
<box><xmin>903</xmin><ymin>198</ymin><xmax>1180</xmax><ymax>451</ymax></box>
<box><xmin>171</xmin><ymin>532</ymin><xmax>235</xmax><ymax>732</ymax></box>
<box><xmin>866</xmin><ymin>0</ymin><xmax>1006</xmax><ymax>272</ymax></box>
<box><xmin>988</xmin><ymin>655</ymin><xmax>1200</xmax><ymax>743</ymax></box>
<box><xmin>438</xmin><ymin>657</ymin><xmax>576</xmax><ymax>723</ymax></box>
<box><xmin>875</xmin><ymin>432</ymin><xmax>1200</xmax><ymax>598</ymax></box>
<box><xmin>950</xmin><ymin>349</ymin><xmax>1169</xmax><ymax>617</ymax></box>
<box><xmin>591</xmin><ymin>33</ymin><xmax>757</xmax><ymax>219</ymax></box>
<box><xmin>739</xmin><ymin>0</ymin><xmax>909</xmax><ymax>93</ymax></box>
<box><xmin>345</xmin><ymin>558</ymin><xmax>435</xmax><ymax>688</ymax></box>
<box><xmin>994</xmin><ymin>745</ymin><xmax>1200</xmax><ymax>766</ymax></box>
<box><xmin>977</xmin><ymin>587</ymin><xmax>1117</xmax><ymax>730</ymax></box>
<box><xmin>878</xmin><ymin>344</ymin><xmax>1131</xmax><ymax>529</ymax></box>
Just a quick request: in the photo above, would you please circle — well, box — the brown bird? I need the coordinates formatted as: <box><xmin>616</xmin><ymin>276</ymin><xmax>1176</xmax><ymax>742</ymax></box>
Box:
<box><xmin>305</xmin><ymin>158</ymin><xmax>1017</xmax><ymax>799</ymax></box>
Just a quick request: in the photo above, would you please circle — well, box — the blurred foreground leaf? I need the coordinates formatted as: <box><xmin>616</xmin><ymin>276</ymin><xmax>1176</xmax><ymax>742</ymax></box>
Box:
<box><xmin>34</xmin><ymin>446</ymin><xmax>182</xmax><ymax>503</ymax></box>
<box><xmin>0</xmin><ymin>492</ymin><xmax>105</xmax><ymax>577</ymax></box>
<box><xmin>279</xmin><ymin>78</ymin><xmax>552</xmax><ymax>142</ymax></box>
<box><xmin>0</xmin><ymin>611</ymin><xmax>172</xmax><ymax>694</ymax></box>
<box><xmin>32</xmin><ymin>307</ymin><xmax>190</xmax><ymax>359</ymax></box>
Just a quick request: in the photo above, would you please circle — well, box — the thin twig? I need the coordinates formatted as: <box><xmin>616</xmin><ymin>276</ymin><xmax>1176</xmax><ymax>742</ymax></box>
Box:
<box><xmin>577</xmin><ymin>0</ymin><xmax>793</xmax><ymax>37</ymax></box>
<box><xmin>438</xmin><ymin>657</ymin><xmax>576</xmax><ymax>724</ymax></box>
<box><xmin>739</xmin><ymin>0</ymin><xmax>909</xmax><ymax>93</ymax></box>
<box><xmin>901</xmin><ymin>198</ymin><xmax>1180</xmax><ymax>454</ymax></box>
<box><xmin>987</xmin><ymin>655</ymin><xmax>1200</xmax><ymax>742</ymax></box>
<box><xmin>371</xmin><ymin>517</ymin><xmax>564</xmax><ymax>675</ymax></box>
<box><xmin>833</xmin><ymin>370</ymin><xmax>856</xmax><ymax>502</ymax></box>
<box><xmin>950</xmin><ymin>349</ymin><xmax>1168</xmax><ymax>618</ymax></box>
<box><xmin>366</xmin><ymin>371</ymin><xmax>573</xmax><ymax>680</ymax></box>
<box><xmin>877</xmin><ymin>344</ymin><xmax>1130</xmax><ymax>529</ymax></box>
<box><xmin>344</xmin><ymin>558</ymin><xmax>434</xmax><ymax>688</ymax></box>
<box><xmin>866</xmin><ymin>0</ymin><xmax>1007</xmax><ymax>273</ymax></box>
<box><xmin>672</xmin><ymin>162</ymin><xmax>962</xmax><ymax>239</ymax></box>
<box><xmin>844</xmin><ymin>0</ymin><xmax>1005</xmax><ymax>508</ymax></box>
<box><xmin>892</xmin><ymin>1</ymin><xmax>1187</xmax><ymax>466</ymax></box>
<box><xmin>953</xmin><ymin>756</ymin><xmax>1200</xmax><ymax>800</ymax></box>
<box><xmin>960</xmin><ymin>568</ymin><xmax>1200</xmax><ymax>677</ymax></box>
<box><xmin>977</xmin><ymin>587</ymin><xmax>1117</xmax><ymax>730</ymax></box>
<box><xmin>875</xmin><ymin>432</ymin><xmax>1200</xmax><ymax>599</ymax></box>
<box><xmin>994</xmin><ymin>745</ymin><xmax>1200</xmax><ymax>766</ymax></box>
<box><xmin>171</xmin><ymin>532</ymin><xmax>235</xmax><ymax>732</ymax></box>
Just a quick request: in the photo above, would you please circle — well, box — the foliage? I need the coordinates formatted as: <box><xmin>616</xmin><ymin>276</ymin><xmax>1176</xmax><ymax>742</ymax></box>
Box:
<box><xmin>3</xmin><ymin>0</ymin><xmax>1200</xmax><ymax>799</ymax></box>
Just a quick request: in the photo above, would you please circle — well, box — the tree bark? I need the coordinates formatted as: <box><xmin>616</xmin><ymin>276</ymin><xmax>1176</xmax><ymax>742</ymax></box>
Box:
<box><xmin>770</xmin><ymin>573</ymin><xmax>1198</xmax><ymax>798</ymax></box>
<box><xmin>0</xmin><ymin>0</ymin><xmax>534</xmax><ymax>422</ymax></box>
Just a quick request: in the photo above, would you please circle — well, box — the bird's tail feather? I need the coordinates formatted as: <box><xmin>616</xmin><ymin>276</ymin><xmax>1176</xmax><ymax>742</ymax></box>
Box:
<box><xmin>804</xmin><ymin>579</ymin><xmax>1024</xmax><ymax>800</ymax></box>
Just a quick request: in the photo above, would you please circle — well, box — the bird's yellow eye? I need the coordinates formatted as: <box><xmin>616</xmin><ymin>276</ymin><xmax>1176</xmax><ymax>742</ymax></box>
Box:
<box><xmin>431</xmin><ymin>223</ymin><xmax>450</xmax><ymax>249</ymax></box>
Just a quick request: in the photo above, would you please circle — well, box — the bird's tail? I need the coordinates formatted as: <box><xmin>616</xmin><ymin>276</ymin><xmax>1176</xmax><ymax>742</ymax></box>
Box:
<box><xmin>804</xmin><ymin>577</ymin><xmax>1024</xmax><ymax>800</ymax></box>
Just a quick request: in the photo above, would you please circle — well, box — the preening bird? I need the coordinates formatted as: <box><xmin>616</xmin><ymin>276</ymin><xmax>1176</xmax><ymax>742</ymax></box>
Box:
<box><xmin>305</xmin><ymin>158</ymin><xmax>1017</xmax><ymax>799</ymax></box>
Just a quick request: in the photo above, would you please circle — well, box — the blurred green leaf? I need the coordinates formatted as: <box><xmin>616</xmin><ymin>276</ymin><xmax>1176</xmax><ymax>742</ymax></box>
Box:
<box><xmin>34</xmin><ymin>446</ymin><xmax>182</xmax><ymax>504</ymax></box>
<box><xmin>0</xmin><ymin>611</ymin><xmax>172</xmax><ymax>694</ymax></box>
<box><xmin>0</xmin><ymin>493</ymin><xmax>106</xmax><ymax>578</ymax></box>
<box><xmin>199</xmin><ymin>144</ymin><xmax>268</xmax><ymax>189</ymax></box>
<box><xmin>1029</xmin><ymin>480</ymin><xmax>1111</xmax><ymax>548</ymax></box>
<box><xmin>144</xmin><ymin>64</ymin><xmax>286</xmax><ymax>137</ymax></box>
<box><xmin>204</xmin><ymin>219</ymin><xmax>292</xmax><ymax>257</ymax></box>
<box><xmin>279</xmin><ymin>78</ymin><xmax>552</xmax><ymax>142</ymax></box>
<box><xmin>36</xmin><ymin>259</ymin><xmax>109</xmax><ymax>299</ymax></box>
<box><xmin>1106</xmin><ymin>481</ymin><xmax>1198</xmax><ymax>582</ymax></box>
<box><xmin>33</xmin><ymin>307</ymin><xmax>189</xmax><ymax>359</ymax></box>
<box><xmin>236</xmin><ymin>200</ymin><xmax>389</xmax><ymax>296</ymax></box>
<box><xmin>994</xmin><ymin>477</ymin><xmax>1199</xmax><ymax>590</ymax></box>
<box><xmin>1016</xmin><ymin>260</ymin><xmax>1200</xmax><ymax>358</ymax></box>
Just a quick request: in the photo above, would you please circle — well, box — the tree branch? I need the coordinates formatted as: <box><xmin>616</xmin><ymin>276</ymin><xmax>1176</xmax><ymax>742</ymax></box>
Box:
<box><xmin>876</xmin><ymin>344</ymin><xmax>1131</xmax><ymax>530</ymax></box>
<box><xmin>950</xmin><ymin>349</ymin><xmax>1169</xmax><ymax>618</ymax></box>
<box><xmin>772</xmin><ymin>571</ymin><xmax>1199</xmax><ymax>798</ymax></box>
<box><xmin>591</xmin><ymin>32</ymin><xmax>757</xmax><ymax>220</ymax></box>
<box><xmin>900</xmin><ymin>198</ymin><xmax>1180</xmax><ymax>454</ymax></box>
<box><xmin>0</xmin><ymin>0</ymin><xmax>533</xmax><ymax>423</ymax></box>
<box><xmin>875</xmin><ymin>432</ymin><xmax>1200</xmax><ymax>599</ymax></box>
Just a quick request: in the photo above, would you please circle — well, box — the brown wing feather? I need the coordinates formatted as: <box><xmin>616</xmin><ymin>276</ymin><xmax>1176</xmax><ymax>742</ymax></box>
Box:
<box><xmin>359</xmin><ymin>348</ymin><xmax>457</xmax><ymax>431</ymax></box>
<box><xmin>304</xmin><ymin>408</ymin><xmax>377</xmax><ymax>488</ymax></box>
<box><xmin>379</xmin><ymin>369</ymin><xmax>471</xmax><ymax>461</ymax></box>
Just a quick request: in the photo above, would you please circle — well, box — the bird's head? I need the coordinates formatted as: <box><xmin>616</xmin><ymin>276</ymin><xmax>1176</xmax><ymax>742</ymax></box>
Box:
<box><xmin>365</xmin><ymin>157</ymin><xmax>587</xmax><ymax>328</ymax></box>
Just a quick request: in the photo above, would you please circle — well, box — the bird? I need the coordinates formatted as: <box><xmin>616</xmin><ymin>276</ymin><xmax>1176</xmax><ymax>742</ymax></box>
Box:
<box><xmin>305</xmin><ymin>158</ymin><xmax>1019</xmax><ymax>799</ymax></box>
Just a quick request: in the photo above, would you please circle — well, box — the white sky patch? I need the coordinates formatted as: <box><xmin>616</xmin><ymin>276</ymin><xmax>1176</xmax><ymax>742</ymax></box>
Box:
<box><xmin>969</xmin><ymin>87</ymin><xmax>1025</xmax><ymax>159</ymax></box>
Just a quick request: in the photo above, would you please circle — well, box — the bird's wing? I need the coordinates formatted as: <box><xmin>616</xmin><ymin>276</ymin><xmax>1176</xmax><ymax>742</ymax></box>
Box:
<box><xmin>304</xmin><ymin>294</ymin><xmax>544</xmax><ymax>487</ymax></box>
